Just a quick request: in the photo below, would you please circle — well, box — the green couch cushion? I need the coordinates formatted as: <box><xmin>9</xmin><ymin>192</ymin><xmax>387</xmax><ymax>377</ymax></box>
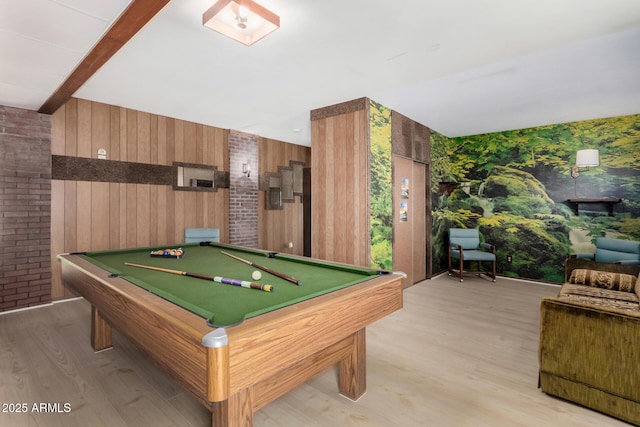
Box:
<box><xmin>568</xmin><ymin>268</ymin><xmax>637</xmax><ymax>292</ymax></box>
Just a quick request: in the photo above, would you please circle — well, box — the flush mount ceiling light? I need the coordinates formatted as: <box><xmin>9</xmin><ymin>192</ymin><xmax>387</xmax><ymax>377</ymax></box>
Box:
<box><xmin>202</xmin><ymin>0</ymin><xmax>280</xmax><ymax>46</ymax></box>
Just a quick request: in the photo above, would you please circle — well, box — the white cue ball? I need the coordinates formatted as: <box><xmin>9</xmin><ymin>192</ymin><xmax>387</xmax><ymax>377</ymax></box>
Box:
<box><xmin>251</xmin><ymin>270</ymin><xmax>262</xmax><ymax>280</ymax></box>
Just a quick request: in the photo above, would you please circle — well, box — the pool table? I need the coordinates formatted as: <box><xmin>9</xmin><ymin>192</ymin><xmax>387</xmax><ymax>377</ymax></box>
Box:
<box><xmin>58</xmin><ymin>242</ymin><xmax>404</xmax><ymax>427</ymax></box>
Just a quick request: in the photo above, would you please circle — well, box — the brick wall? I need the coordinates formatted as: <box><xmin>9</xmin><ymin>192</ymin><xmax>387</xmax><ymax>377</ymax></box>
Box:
<box><xmin>0</xmin><ymin>105</ymin><xmax>52</xmax><ymax>312</ymax></box>
<box><xmin>228</xmin><ymin>132</ymin><xmax>258</xmax><ymax>248</ymax></box>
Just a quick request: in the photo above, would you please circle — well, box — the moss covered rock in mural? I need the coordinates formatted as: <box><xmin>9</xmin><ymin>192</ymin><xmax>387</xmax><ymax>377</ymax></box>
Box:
<box><xmin>478</xmin><ymin>167</ymin><xmax>570</xmax><ymax>281</ymax></box>
<box><xmin>483</xmin><ymin>166</ymin><xmax>554</xmax><ymax>202</ymax></box>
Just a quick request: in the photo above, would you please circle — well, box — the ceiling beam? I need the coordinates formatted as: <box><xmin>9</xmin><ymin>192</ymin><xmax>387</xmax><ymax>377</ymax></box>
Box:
<box><xmin>38</xmin><ymin>0</ymin><xmax>171</xmax><ymax>115</ymax></box>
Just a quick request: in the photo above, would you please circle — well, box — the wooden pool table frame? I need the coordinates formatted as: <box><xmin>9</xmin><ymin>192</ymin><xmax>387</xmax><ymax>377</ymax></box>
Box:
<box><xmin>59</xmin><ymin>253</ymin><xmax>403</xmax><ymax>427</ymax></box>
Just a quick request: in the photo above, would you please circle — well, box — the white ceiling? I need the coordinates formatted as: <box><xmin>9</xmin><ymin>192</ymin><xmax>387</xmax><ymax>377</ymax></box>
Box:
<box><xmin>2</xmin><ymin>0</ymin><xmax>640</xmax><ymax>147</ymax></box>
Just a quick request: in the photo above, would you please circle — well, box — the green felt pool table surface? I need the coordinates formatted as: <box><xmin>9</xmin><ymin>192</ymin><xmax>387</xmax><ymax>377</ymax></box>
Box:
<box><xmin>81</xmin><ymin>242</ymin><xmax>385</xmax><ymax>326</ymax></box>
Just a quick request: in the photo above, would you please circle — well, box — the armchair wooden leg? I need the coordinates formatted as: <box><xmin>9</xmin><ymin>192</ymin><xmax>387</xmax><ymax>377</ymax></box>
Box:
<box><xmin>491</xmin><ymin>260</ymin><xmax>496</xmax><ymax>282</ymax></box>
<box><xmin>459</xmin><ymin>256</ymin><xmax>464</xmax><ymax>282</ymax></box>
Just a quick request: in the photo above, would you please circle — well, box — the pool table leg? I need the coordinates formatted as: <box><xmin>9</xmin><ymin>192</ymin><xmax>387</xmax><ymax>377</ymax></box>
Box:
<box><xmin>339</xmin><ymin>328</ymin><xmax>366</xmax><ymax>400</ymax></box>
<box><xmin>211</xmin><ymin>388</ymin><xmax>253</xmax><ymax>427</ymax></box>
<box><xmin>91</xmin><ymin>305</ymin><xmax>113</xmax><ymax>351</ymax></box>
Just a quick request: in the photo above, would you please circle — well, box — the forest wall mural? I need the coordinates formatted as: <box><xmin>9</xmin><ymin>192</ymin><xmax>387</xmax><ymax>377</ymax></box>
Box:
<box><xmin>431</xmin><ymin>114</ymin><xmax>640</xmax><ymax>283</ymax></box>
<box><xmin>369</xmin><ymin>100</ymin><xmax>393</xmax><ymax>270</ymax></box>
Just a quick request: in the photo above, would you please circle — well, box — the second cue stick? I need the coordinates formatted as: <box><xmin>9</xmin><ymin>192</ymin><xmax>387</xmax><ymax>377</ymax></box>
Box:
<box><xmin>220</xmin><ymin>250</ymin><xmax>302</xmax><ymax>285</ymax></box>
<box><xmin>124</xmin><ymin>262</ymin><xmax>273</xmax><ymax>292</ymax></box>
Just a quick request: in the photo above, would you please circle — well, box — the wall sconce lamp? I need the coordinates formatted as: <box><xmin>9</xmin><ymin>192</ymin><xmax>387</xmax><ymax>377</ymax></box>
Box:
<box><xmin>571</xmin><ymin>149</ymin><xmax>599</xmax><ymax>179</ymax></box>
<box><xmin>242</xmin><ymin>163</ymin><xmax>251</xmax><ymax>178</ymax></box>
<box><xmin>202</xmin><ymin>0</ymin><xmax>280</xmax><ymax>46</ymax></box>
<box><xmin>571</xmin><ymin>149</ymin><xmax>599</xmax><ymax>196</ymax></box>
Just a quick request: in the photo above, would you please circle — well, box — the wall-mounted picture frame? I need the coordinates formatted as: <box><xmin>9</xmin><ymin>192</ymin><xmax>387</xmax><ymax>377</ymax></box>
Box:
<box><xmin>400</xmin><ymin>201</ymin><xmax>408</xmax><ymax>221</ymax></box>
<box><xmin>401</xmin><ymin>178</ymin><xmax>409</xmax><ymax>198</ymax></box>
<box><xmin>263</xmin><ymin>172</ymin><xmax>283</xmax><ymax>210</ymax></box>
<box><xmin>279</xmin><ymin>166</ymin><xmax>294</xmax><ymax>202</ymax></box>
<box><xmin>290</xmin><ymin>161</ymin><xmax>305</xmax><ymax>196</ymax></box>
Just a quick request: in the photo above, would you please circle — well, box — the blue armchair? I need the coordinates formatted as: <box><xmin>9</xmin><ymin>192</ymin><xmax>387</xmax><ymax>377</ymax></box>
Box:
<box><xmin>574</xmin><ymin>237</ymin><xmax>640</xmax><ymax>265</ymax></box>
<box><xmin>448</xmin><ymin>228</ymin><xmax>496</xmax><ymax>282</ymax></box>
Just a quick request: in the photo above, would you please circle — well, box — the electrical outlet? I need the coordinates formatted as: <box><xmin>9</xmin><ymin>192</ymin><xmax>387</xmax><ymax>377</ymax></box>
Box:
<box><xmin>507</xmin><ymin>255</ymin><xmax>513</xmax><ymax>263</ymax></box>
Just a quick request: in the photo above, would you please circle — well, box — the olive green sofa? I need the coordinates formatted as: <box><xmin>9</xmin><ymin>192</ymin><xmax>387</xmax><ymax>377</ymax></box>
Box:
<box><xmin>539</xmin><ymin>258</ymin><xmax>640</xmax><ymax>425</ymax></box>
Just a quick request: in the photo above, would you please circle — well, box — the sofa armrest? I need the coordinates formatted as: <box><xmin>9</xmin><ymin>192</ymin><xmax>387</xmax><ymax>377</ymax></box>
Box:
<box><xmin>539</xmin><ymin>297</ymin><xmax>640</xmax><ymax>403</ymax></box>
<box><xmin>479</xmin><ymin>242</ymin><xmax>495</xmax><ymax>252</ymax></box>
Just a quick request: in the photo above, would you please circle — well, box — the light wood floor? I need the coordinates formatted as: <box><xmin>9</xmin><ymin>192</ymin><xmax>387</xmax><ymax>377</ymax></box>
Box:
<box><xmin>0</xmin><ymin>274</ymin><xmax>630</xmax><ymax>427</ymax></box>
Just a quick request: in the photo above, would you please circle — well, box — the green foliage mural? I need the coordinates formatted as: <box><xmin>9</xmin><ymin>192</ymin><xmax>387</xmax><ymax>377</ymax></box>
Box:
<box><xmin>369</xmin><ymin>100</ymin><xmax>393</xmax><ymax>270</ymax></box>
<box><xmin>432</xmin><ymin>114</ymin><xmax>640</xmax><ymax>283</ymax></box>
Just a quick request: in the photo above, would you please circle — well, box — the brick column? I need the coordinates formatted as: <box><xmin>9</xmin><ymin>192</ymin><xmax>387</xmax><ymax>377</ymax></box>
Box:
<box><xmin>0</xmin><ymin>105</ymin><xmax>52</xmax><ymax>312</ymax></box>
<box><xmin>228</xmin><ymin>132</ymin><xmax>258</xmax><ymax>248</ymax></box>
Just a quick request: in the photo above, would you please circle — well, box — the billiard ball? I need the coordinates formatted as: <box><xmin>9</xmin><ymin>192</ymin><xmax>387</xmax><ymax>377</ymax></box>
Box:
<box><xmin>251</xmin><ymin>270</ymin><xmax>262</xmax><ymax>280</ymax></box>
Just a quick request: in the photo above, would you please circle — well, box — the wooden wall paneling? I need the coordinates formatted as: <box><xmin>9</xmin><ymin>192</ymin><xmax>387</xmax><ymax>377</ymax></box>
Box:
<box><xmin>118</xmin><ymin>183</ymin><xmax>128</xmax><ymax>248</ymax></box>
<box><xmin>76</xmin><ymin>181</ymin><xmax>92</xmax><ymax>250</ymax></box>
<box><xmin>204</xmin><ymin>126</ymin><xmax>214</xmax><ymax>166</ymax></box>
<box><xmin>136</xmin><ymin>184</ymin><xmax>151</xmax><ymax>246</ymax></box>
<box><xmin>137</xmin><ymin>112</ymin><xmax>150</xmax><ymax>163</ymax></box>
<box><xmin>413</xmin><ymin>124</ymin><xmax>430</xmax><ymax>164</ymax></box>
<box><xmin>333</xmin><ymin>114</ymin><xmax>347</xmax><ymax>264</ymax></box>
<box><xmin>51</xmin><ymin>99</ymin><xmax>234</xmax><ymax>301</ymax></box>
<box><xmin>346</xmin><ymin>111</ymin><xmax>359</xmax><ymax>266</ymax></box>
<box><xmin>166</xmin><ymin>186</ymin><xmax>176</xmax><ymax>245</ymax></box>
<box><xmin>195</xmin><ymin>191</ymin><xmax>204</xmax><ymax>228</ymax></box>
<box><xmin>183</xmin><ymin>121</ymin><xmax>196</xmax><ymax>164</ymax></box>
<box><xmin>91</xmin><ymin>182</ymin><xmax>110</xmax><ymax>251</ymax></box>
<box><xmin>110</xmin><ymin>106</ymin><xmax>121</xmax><ymax>161</ymax></box>
<box><xmin>50</xmin><ymin>180</ymin><xmax>65</xmax><ymax>299</ymax></box>
<box><xmin>257</xmin><ymin>138</ymin><xmax>309</xmax><ymax>254</ymax></box>
<box><xmin>173</xmin><ymin>190</ymin><xmax>185</xmax><ymax>244</ymax></box>
<box><xmin>77</xmin><ymin>99</ymin><xmax>92</xmax><ymax>158</ymax></box>
<box><xmin>195</xmin><ymin>124</ymin><xmax>204</xmax><ymax>165</ymax></box>
<box><xmin>64</xmin><ymin>98</ymin><xmax>77</xmax><ymax>156</ymax></box>
<box><xmin>126</xmin><ymin>109</ymin><xmax>137</xmax><ymax>162</ymax></box>
<box><xmin>119</xmin><ymin>108</ymin><xmax>127</xmax><ymax>162</ymax></box>
<box><xmin>157</xmin><ymin>116</ymin><xmax>167</xmax><ymax>165</ymax></box>
<box><xmin>109</xmin><ymin>183</ymin><xmax>121</xmax><ymax>249</ymax></box>
<box><xmin>311</xmin><ymin>119</ymin><xmax>327</xmax><ymax>259</ymax></box>
<box><xmin>412</xmin><ymin>162</ymin><xmax>427</xmax><ymax>284</ymax></box>
<box><xmin>345</xmin><ymin>112</ymin><xmax>360</xmax><ymax>264</ymax></box>
<box><xmin>92</xmin><ymin>102</ymin><xmax>109</xmax><ymax>161</ymax></box>
<box><xmin>181</xmin><ymin>191</ymin><xmax>196</xmax><ymax>237</ymax></box>
<box><xmin>166</xmin><ymin>118</ymin><xmax>175</xmax><ymax>165</ymax></box>
<box><xmin>323</xmin><ymin>118</ymin><xmax>336</xmax><ymax>261</ymax></box>
<box><xmin>393</xmin><ymin>155</ymin><xmax>414</xmax><ymax>286</ymax></box>
<box><xmin>156</xmin><ymin>186</ymin><xmax>168</xmax><ymax>245</ymax></box>
<box><xmin>126</xmin><ymin>184</ymin><xmax>137</xmax><ymax>247</ymax></box>
<box><xmin>359</xmin><ymin>110</ymin><xmax>370</xmax><ymax>265</ymax></box>
<box><xmin>148</xmin><ymin>185</ymin><xmax>158</xmax><ymax>246</ymax></box>
<box><xmin>150</xmin><ymin>114</ymin><xmax>158</xmax><ymax>165</ymax></box>
<box><xmin>174</xmin><ymin>120</ymin><xmax>184</xmax><ymax>163</ymax></box>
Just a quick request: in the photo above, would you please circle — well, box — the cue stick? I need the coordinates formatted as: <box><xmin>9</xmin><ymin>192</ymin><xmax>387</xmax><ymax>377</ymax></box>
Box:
<box><xmin>123</xmin><ymin>262</ymin><xmax>273</xmax><ymax>292</ymax></box>
<box><xmin>220</xmin><ymin>250</ymin><xmax>302</xmax><ymax>286</ymax></box>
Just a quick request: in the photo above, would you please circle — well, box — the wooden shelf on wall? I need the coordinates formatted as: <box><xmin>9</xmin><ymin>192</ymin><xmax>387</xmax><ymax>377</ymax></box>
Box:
<box><xmin>566</xmin><ymin>197</ymin><xmax>622</xmax><ymax>216</ymax></box>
